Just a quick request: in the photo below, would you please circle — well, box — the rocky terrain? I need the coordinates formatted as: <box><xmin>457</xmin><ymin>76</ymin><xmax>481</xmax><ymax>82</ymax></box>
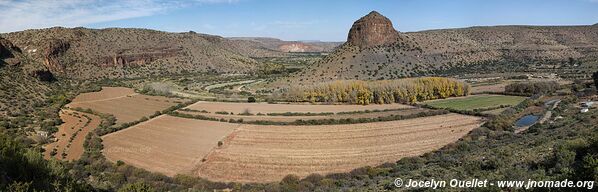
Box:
<box><xmin>289</xmin><ymin>11</ymin><xmax>598</xmax><ymax>85</ymax></box>
<box><xmin>3</xmin><ymin>28</ymin><xmax>260</xmax><ymax>80</ymax></box>
<box><xmin>0</xmin><ymin>37</ymin><xmax>53</xmax><ymax>117</ymax></box>
<box><xmin>228</xmin><ymin>37</ymin><xmax>341</xmax><ymax>53</ymax></box>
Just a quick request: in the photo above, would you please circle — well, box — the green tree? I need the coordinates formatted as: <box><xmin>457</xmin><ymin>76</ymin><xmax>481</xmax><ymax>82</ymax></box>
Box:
<box><xmin>247</xmin><ymin>96</ymin><xmax>256</xmax><ymax>103</ymax></box>
<box><xmin>0</xmin><ymin>133</ymin><xmax>90</xmax><ymax>191</ymax></box>
<box><xmin>118</xmin><ymin>181</ymin><xmax>156</xmax><ymax>192</ymax></box>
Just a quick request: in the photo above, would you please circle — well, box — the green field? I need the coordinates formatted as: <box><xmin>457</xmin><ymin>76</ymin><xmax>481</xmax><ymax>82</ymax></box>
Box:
<box><xmin>423</xmin><ymin>94</ymin><xmax>526</xmax><ymax>111</ymax></box>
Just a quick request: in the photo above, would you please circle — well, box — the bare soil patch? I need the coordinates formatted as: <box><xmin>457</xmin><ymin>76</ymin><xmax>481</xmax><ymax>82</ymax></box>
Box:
<box><xmin>102</xmin><ymin>115</ymin><xmax>238</xmax><ymax>176</ymax></box>
<box><xmin>68</xmin><ymin>87</ymin><xmax>187</xmax><ymax>125</ymax></box>
<box><xmin>471</xmin><ymin>83</ymin><xmax>507</xmax><ymax>93</ymax></box>
<box><xmin>102</xmin><ymin>112</ymin><xmax>483</xmax><ymax>183</ymax></box>
<box><xmin>44</xmin><ymin>110</ymin><xmax>101</xmax><ymax>161</ymax></box>
<box><xmin>179</xmin><ymin>108</ymin><xmax>431</xmax><ymax>123</ymax></box>
<box><xmin>185</xmin><ymin>101</ymin><xmax>413</xmax><ymax>115</ymax></box>
<box><xmin>71</xmin><ymin>87</ymin><xmax>136</xmax><ymax>103</ymax></box>
<box><xmin>194</xmin><ymin>113</ymin><xmax>483</xmax><ymax>183</ymax></box>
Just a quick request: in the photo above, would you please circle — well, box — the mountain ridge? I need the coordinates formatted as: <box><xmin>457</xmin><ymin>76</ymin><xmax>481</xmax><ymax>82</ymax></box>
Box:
<box><xmin>3</xmin><ymin>27</ymin><xmax>260</xmax><ymax>80</ymax></box>
<box><xmin>287</xmin><ymin>11</ymin><xmax>598</xmax><ymax>85</ymax></box>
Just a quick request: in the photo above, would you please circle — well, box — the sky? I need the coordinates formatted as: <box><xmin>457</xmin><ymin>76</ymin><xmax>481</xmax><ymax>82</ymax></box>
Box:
<box><xmin>1</xmin><ymin>0</ymin><xmax>598</xmax><ymax>41</ymax></box>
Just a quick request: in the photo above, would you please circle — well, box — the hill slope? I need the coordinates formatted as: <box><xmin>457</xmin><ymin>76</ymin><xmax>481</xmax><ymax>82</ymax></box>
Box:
<box><xmin>3</xmin><ymin>27</ymin><xmax>259</xmax><ymax>80</ymax></box>
<box><xmin>228</xmin><ymin>37</ymin><xmax>341</xmax><ymax>53</ymax></box>
<box><xmin>0</xmin><ymin>37</ymin><xmax>54</xmax><ymax>117</ymax></box>
<box><xmin>291</xmin><ymin>11</ymin><xmax>598</xmax><ymax>84</ymax></box>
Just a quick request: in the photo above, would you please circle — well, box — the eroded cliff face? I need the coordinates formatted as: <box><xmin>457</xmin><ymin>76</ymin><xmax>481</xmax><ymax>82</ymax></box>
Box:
<box><xmin>101</xmin><ymin>47</ymin><xmax>183</xmax><ymax>67</ymax></box>
<box><xmin>347</xmin><ymin>11</ymin><xmax>400</xmax><ymax>48</ymax></box>
<box><xmin>43</xmin><ymin>39</ymin><xmax>69</xmax><ymax>74</ymax></box>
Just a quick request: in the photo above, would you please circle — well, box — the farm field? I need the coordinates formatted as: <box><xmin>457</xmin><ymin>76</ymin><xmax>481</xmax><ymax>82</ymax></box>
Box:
<box><xmin>185</xmin><ymin>101</ymin><xmax>414</xmax><ymax>115</ymax></box>
<box><xmin>102</xmin><ymin>115</ymin><xmax>238</xmax><ymax>176</ymax></box>
<box><xmin>101</xmin><ymin>113</ymin><xmax>483</xmax><ymax>183</ymax></box>
<box><xmin>422</xmin><ymin>94</ymin><xmax>526</xmax><ymax>111</ymax></box>
<box><xmin>71</xmin><ymin>87</ymin><xmax>136</xmax><ymax>103</ymax></box>
<box><xmin>471</xmin><ymin>83</ymin><xmax>507</xmax><ymax>94</ymax></box>
<box><xmin>178</xmin><ymin>107</ymin><xmax>433</xmax><ymax>123</ymax></box>
<box><xmin>195</xmin><ymin>113</ymin><xmax>483</xmax><ymax>183</ymax></box>
<box><xmin>44</xmin><ymin>110</ymin><xmax>101</xmax><ymax>161</ymax></box>
<box><xmin>67</xmin><ymin>87</ymin><xmax>188</xmax><ymax>125</ymax></box>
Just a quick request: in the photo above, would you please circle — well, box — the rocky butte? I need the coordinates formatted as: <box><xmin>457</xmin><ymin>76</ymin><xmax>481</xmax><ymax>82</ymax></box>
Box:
<box><xmin>346</xmin><ymin>11</ymin><xmax>401</xmax><ymax>48</ymax></box>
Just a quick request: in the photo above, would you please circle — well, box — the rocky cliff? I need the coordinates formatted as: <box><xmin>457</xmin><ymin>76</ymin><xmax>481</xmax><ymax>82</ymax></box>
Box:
<box><xmin>347</xmin><ymin>11</ymin><xmax>401</xmax><ymax>48</ymax></box>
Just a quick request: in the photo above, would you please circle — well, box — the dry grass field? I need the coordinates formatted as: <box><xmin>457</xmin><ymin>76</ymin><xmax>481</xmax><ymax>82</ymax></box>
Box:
<box><xmin>185</xmin><ymin>101</ymin><xmax>413</xmax><ymax>115</ymax></box>
<box><xmin>44</xmin><ymin>110</ymin><xmax>101</xmax><ymax>161</ymax></box>
<box><xmin>68</xmin><ymin>87</ymin><xmax>187</xmax><ymax>125</ymax></box>
<box><xmin>101</xmin><ymin>113</ymin><xmax>483</xmax><ymax>183</ymax></box>
<box><xmin>102</xmin><ymin>115</ymin><xmax>238</xmax><ymax>176</ymax></box>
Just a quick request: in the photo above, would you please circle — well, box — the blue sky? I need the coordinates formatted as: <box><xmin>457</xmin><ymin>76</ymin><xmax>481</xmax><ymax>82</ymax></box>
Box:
<box><xmin>1</xmin><ymin>0</ymin><xmax>597</xmax><ymax>41</ymax></box>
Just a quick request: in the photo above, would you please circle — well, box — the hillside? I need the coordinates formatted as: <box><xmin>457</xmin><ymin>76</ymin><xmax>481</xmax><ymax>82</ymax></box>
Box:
<box><xmin>0</xmin><ymin>37</ymin><xmax>53</xmax><ymax>117</ymax></box>
<box><xmin>228</xmin><ymin>37</ymin><xmax>341</xmax><ymax>53</ymax></box>
<box><xmin>3</xmin><ymin>27</ymin><xmax>259</xmax><ymax>80</ymax></box>
<box><xmin>290</xmin><ymin>11</ymin><xmax>598</xmax><ymax>85</ymax></box>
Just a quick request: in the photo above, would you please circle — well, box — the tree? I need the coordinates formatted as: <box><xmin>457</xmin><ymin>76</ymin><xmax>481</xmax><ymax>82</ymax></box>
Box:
<box><xmin>0</xmin><ymin>133</ymin><xmax>90</xmax><ymax>191</ymax></box>
<box><xmin>247</xmin><ymin>96</ymin><xmax>256</xmax><ymax>103</ymax></box>
<box><xmin>118</xmin><ymin>181</ymin><xmax>156</xmax><ymax>192</ymax></box>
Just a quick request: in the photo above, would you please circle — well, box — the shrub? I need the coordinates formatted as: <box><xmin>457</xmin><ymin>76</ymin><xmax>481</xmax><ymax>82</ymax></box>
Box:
<box><xmin>247</xmin><ymin>97</ymin><xmax>256</xmax><ymax>103</ymax></box>
<box><xmin>215</xmin><ymin>111</ymin><xmax>229</xmax><ymax>115</ymax></box>
<box><xmin>505</xmin><ymin>81</ymin><xmax>560</xmax><ymax>95</ymax></box>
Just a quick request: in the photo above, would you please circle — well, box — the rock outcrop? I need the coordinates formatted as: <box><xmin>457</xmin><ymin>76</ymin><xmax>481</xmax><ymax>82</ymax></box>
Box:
<box><xmin>0</xmin><ymin>37</ymin><xmax>21</xmax><ymax>66</ymax></box>
<box><xmin>102</xmin><ymin>47</ymin><xmax>182</xmax><ymax>67</ymax></box>
<box><xmin>43</xmin><ymin>39</ymin><xmax>70</xmax><ymax>74</ymax></box>
<box><xmin>279</xmin><ymin>43</ymin><xmax>319</xmax><ymax>52</ymax></box>
<box><xmin>347</xmin><ymin>11</ymin><xmax>400</xmax><ymax>48</ymax></box>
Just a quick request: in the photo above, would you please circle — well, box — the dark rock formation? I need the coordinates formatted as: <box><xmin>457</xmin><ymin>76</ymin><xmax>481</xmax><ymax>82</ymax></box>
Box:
<box><xmin>347</xmin><ymin>11</ymin><xmax>400</xmax><ymax>48</ymax></box>
<box><xmin>43</xmin><ymin>39</ymin><xmax>70</xmax><ymax>74</ymax></box>
<box><xmin>101</xmin><ymin>47</ymin><xmax>182</xmax><ymax>67</ymax></box>
<box><xmin>0</xmin><ymin>37</ymin><xmax>21</xmax><ymax>66</ymax></box>
<box><xmin>30</xmin><ymin>70</ymin><xmax>56</xmax><ymax>82</ymax></box>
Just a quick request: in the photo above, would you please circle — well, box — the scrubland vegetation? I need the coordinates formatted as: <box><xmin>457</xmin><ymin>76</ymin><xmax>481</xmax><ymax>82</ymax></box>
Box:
<box><xmin>505</xmin><ymin>81</ymin><xmax>561</xmax><ymax>95</ymax></box>
<box><xmin>284</xmin><ymin>77</ymin><xmax>469</xmax><ymax>104</ymax></box>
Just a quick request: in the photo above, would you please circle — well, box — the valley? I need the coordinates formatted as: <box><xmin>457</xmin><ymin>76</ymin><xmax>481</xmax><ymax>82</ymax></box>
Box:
<box><xmin>1</xmin><ymin>6</ymin><xmax>597</xmax><ymax>192</ymax></box>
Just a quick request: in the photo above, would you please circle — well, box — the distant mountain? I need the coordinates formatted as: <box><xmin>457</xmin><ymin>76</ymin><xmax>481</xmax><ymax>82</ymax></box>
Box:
<box><xmin>289</xmin><ymin>11</ymin><xmax>598</xmax><ymax>84</ymax></box>
<box><xmin>228</xmin><ymin>37</ymin><xmax>342</xmax><ymax>53</ymax></box>
<box><xmin>3</xmin><ymin>27</ymin><xmax>259</xmax><ymax>80</ymax></box>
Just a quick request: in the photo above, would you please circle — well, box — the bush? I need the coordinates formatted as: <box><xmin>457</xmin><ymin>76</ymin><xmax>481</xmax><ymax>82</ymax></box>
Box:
<box><xmin>505</xmin><ymin>81</ymin><xmax>560</xmax><ymax>95</ymax></box>
<box><xmin>247</xmin><ymin>96</ymin><xmax>256</xmax><ymax>103</ymax></box>
<box><xmin>118</xmin><ymin>181</ymin><xmax>156</xmax><ymax>192</ymax></box>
